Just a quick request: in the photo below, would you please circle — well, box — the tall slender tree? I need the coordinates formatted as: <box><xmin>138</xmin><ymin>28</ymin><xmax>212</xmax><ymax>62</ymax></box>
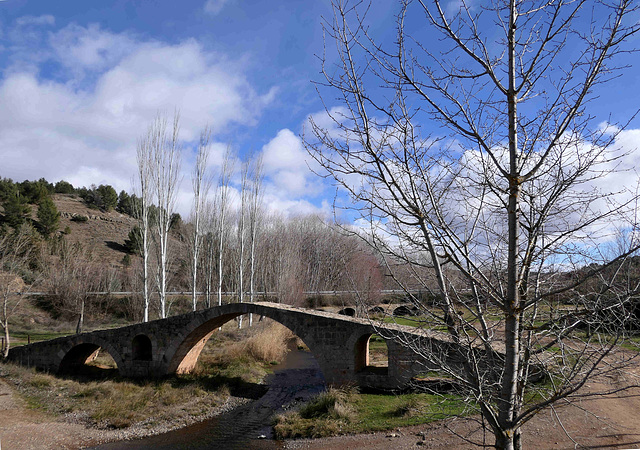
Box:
<box><xmin>150</xmin><ymin>112</ymin><xmax>182</xmax><ymax>319</ymax></box>
<box><xmin>237</xmin><ymin>158</ymin><xmax>249</xmax><ymax>328</ymax></box>
<box><xmin>190</xmin><ymin>127</ymin><xmax>213</xmax><ymax>311</ymax></box>
<box><xmin>247</xmin><ymin>154</ymin><xmax>264</xmax><ymax>326</ymax></box>
<box><xmin>135</xmin><ymin>126</ymin><xmax>153</xmax><ymax>322</ymax></box>
<box><xmin>216</xmin><ymin>148</ymin><xmax>234</xmax><ymax>307</ymax></box>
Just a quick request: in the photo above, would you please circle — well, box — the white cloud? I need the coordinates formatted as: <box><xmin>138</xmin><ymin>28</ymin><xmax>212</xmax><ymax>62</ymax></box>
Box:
<box><xmin>262</xmin><ymin>193</ymin><xmax>326</xmax><ymax>217</ymax></box>
<box><xmin>15</xmin><ymin>15</ymin><xmax>55</xmax><ymax>27</ymax></box>
<box><xmin>260</xmin><ymin>128</ymin><xmax>322</xmax><ymax>196</ymax></box>
<box><xmin>203</xmin><ymin>0</ymin><xmax>230</xmax><ymax>15</ymax></box>
<box><xmin>50</xmin><ymin>23</ymin><xmax>135</xmax><ymax>73</ymax></box>
<box><xmin>0</xmin><ymin>23</ymin><xmax>275</xmax><ymax>217</ymax></box>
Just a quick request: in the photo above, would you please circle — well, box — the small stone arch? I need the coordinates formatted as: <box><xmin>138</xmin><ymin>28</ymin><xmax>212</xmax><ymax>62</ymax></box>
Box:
<box><xmin>132</xmin><ymin>334</ymin><xmax>153</xmax><ymax>361</ymax></box>
<box><xmin>354</xmin><ymin>333</ymin><xmax>388</xmax><ymax>374</ymax></box>
<box><xmin>58</xmin><ymin>339</ymin><xmax>123</xmax><ymax>374</ymax></box>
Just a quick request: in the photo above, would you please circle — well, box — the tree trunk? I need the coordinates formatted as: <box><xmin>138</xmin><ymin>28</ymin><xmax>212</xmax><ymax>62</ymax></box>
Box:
<box><xmin>2</xmin><ymin>324</ymin><xmax>9</xmax><ymax>359</ymax></box>
<box><xmin>2</xmin><ymin>297</ymin><xmax>8</xmax><ymax>358</ymax></box>
<box><xmin>143</xmin><ymin>222</ymin><xmax>149</xmax><ymax>322</ymax></box>
<box><xmin>499</xmin><ymin>0</ymin><xmax>522</xmax><ymax>439</ymax></box>
<box><xmin>76</xmin><ymin>299</ymin><xmax>85</xmax><ymax>334</ymax></box>
<box><xmin>495</xmin><ymin>428</ymin><xmax>521</xmax><ymax>450</ymax></box>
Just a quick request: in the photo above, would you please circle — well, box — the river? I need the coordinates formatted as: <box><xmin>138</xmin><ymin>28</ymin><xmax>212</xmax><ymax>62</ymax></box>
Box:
<box><xmin>91</xmin><ymin>343</ymin><xmax>326</xmax><ymax>449</ymax></box>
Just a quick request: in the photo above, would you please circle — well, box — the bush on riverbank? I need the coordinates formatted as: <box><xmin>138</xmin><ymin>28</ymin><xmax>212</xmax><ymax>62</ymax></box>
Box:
<box><xmin>274</xmin><ymin>388</ymin><xmax>356</xmax><ymax>438</ymax></box>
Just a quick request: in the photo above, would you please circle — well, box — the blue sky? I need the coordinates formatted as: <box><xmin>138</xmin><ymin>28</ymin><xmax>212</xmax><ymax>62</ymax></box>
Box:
<box><xmin>0</xmin><ymin>0</ymin><xmax>638</xmax><ymax>220</ymax></box>
<box><xmin>0</xmin><ymin>0</ymin><xmax>345</xmax><ymax>216</ymax></box>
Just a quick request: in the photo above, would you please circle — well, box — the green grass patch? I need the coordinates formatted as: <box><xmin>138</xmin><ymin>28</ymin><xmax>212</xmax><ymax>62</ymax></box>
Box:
<box><xmin>273</xmin><ymin>388</ymin><xmax>470</xmax><ymax>439</ymax></box>
<box><xmin>381</xmin><ymin>316</ymin><xmax>424</xmax><ymax>327</ymax></box>
<box><xmin>351</xmin><ymin>392</ymin><xmax>467</xmax><ymax>432</ymax></box>
<box><xmin>10</xmin><ymin>330</ymin><xmax>73</xmax><ymax>345</ymax></box>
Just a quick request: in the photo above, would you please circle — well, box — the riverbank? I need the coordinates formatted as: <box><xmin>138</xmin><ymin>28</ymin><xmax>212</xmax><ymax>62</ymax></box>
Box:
<box><xmin>0</xmin><ymin>376</ymin><xmax>254</xmax><ymax>449</ymax></box>
<box><xmin>2</xmin><ymin>360</ymin><xmax>640</xmax><ymax>449</ymax></box>
<box><xmin>3</xmin><ymin>373</ymin><xmax>640</xmax><ymax>449</ymax></box>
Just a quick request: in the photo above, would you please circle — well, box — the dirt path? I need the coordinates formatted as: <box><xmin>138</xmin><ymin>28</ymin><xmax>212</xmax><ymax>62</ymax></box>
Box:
<box><xmin>0</xmin><ymin>379</ymin><xmax>105</xmax><ymax>449</ymax></box>
<box><xmin>1</xmin><ymin>370</ymin><xmax>639</xmax><ymax>450</ymax></box>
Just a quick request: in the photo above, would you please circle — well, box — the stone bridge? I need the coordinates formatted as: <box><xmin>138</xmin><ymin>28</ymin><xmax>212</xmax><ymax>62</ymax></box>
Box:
<box><xmin>7</xmin><ymin>302</ymin><xmax>475</xmax><ymax>390</ymax></box>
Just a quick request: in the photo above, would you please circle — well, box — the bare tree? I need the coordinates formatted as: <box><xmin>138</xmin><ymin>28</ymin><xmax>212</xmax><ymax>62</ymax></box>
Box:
<box><xmin>149</xmin><ymin>112</ymin><xmax>182</xmax><ymax>319</ymax></box>
<box><xmin>0</xmin><ymin>225</ymin><xmax>36</xmax><ymax>358</ymax></box>
<box><xmin>237</xmin><ymin>159</ymin><xmax>249</xmax><ymax>328</ymax></box>
<box><xmin>307</xmin><ymin>1</ymin><xmax>640</xmax><ymax>449</ymax></box>
<box><xmin>247</xmin><ymin>154</ymin><xmax>264</xmax><ymax>326</ymax></box>
<box><xmin>46</xmin><ymin>240</ymin><xmax>98</xmax><ymax>334</ymax></box>
<box><xmin>216</xmin><ymin>148</ymin><xmax>235</xmax><ymax>306</ymax></box>
<box><xmin>190</xmin><ymin>127</ymin><xmax>213</xmax><ymax>311</ymax></box>
<box><xmin>135</xmin><ymin>127</ymin><xmax>153</xmax><ymax>322</ymax></box>
<box><xmin>201</xmin><ymin>201</ymin><xmax>218</xmax><ymax>309</ymax></box>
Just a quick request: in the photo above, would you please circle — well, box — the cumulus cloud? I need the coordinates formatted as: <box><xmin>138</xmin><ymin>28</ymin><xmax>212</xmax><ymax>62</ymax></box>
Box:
<box><xmin>262</xmin><ymin>193</ymin><xmax>327</xmax><ymax>217</ymax></box>
<box><xmin>50</xmin><ymin>23</ymin><xmax>136</xmax><ymax>74</ymax></box>
<box><xmin>0</xmin><ymin>22</ymin><xmax>274</xmax><ymax>213</ymax></box>
<box><xmin>261</xmin><ymin>128</ymin><xmax>321</xmax><ymax>195</ymax></box>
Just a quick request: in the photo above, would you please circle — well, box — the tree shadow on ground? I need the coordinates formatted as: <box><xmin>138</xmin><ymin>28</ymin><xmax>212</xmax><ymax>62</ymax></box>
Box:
<box><xmin>105</xmin><ymin>241</ymin><xmax>127</xmax><ymax>253</ymax></box>
<box><xmin>55</xmin><ymin>364</ymin><xmax>268</xmax><ymax>399</ymax></box>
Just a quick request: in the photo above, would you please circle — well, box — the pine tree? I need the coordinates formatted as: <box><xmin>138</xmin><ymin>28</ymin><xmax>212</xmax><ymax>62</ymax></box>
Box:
<box><xmin>2</xmin><ymin>192</ymin><xmax>31</xmax><ymax>229</ymax></box>
<box><xmin>37</xmin><ymin>195</ymin><xmax>60</xmax><ymax>238</ymax></box>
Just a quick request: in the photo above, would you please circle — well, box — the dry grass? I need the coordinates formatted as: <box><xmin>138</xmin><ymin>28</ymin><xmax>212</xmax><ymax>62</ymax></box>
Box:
<box><xmin>194</xmin><ymin>319</ymin><xmax>296</xmax><ymax>383</ymax></box>
<box><xmin>0</xmin><ymin>361</ymin><xmax>227</xmax><ymax>429</ymax></box>
<box><xmin>239</xmin><ymin>320</ymin><xmax>294</xmax><ymax>363</ymax></box>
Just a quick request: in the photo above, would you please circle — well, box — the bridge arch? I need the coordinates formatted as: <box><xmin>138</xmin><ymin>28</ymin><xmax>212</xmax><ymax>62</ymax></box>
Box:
<box><xmin>353</xmin><ymin>332</ymin><xmax>389</xmax><ymax>373</ymax></box>
<box><xmin>163</xmin><ymin>305</ymin><xmax>319</xmax><ymax>377</ymax></box>
<box><xmin>57</xmin><ymin>336</ymin><xmax>125</xmax><ymax>374</ymax></box>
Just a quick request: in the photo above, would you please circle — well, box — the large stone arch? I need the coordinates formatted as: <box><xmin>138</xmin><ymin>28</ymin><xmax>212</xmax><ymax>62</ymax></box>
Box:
<box><xmin>163</xmin><ymin>304</ymin><xmax>320</xmax><ymax>377</ymax></box>
<box><xmin>57</xmin><ymin>336</ymin><xmax>125</xmax><ymax>374</ymax></box>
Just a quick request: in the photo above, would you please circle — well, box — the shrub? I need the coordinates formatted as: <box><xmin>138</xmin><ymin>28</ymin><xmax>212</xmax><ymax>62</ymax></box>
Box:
<box><xmin>124</xmin><ymin>226</ymin><xmax>142</xmax><ymax>254</ymax></box>
<box><xmin>273</xmin><ymin>388</ymin><xmax>356</xmax><ymax>439</ymax></box>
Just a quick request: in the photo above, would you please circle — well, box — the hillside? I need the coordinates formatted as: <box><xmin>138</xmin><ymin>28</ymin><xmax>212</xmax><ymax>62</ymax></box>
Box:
<box><xmin>52</xmin><ymin>194</ymin><xmax>137</xmax><ymax>269</ymax></box>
